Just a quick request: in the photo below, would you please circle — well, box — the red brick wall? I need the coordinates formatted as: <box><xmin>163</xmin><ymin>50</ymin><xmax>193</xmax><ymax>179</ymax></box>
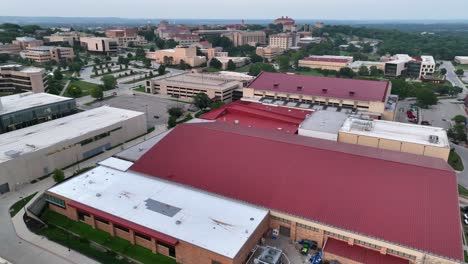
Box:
<box><xmin>176</xmin><ymin>240</ymin><xmax>233</xmax><ymax>264</ymax></box>
<box><xmin>95</xmin><ymin>220</ymin><xmax>112</xmax><ymax>234</ymax></box>
<box><xmin>233</xmin><ymin>214</ymin><xmax>269</xmax><ymax>264</ymax></box>
<box><xmin>135</xmin><ymin>236</ymin><xmax>152</xmax><ymax>250</ymax></box>
<box><xmin>115</xmin><ymin>227</ymin><xmax>132</xmax><ymax>241</ymax></box>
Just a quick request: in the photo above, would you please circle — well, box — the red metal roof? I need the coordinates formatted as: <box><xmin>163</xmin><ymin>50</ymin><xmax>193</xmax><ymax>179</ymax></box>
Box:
<box><xmin>200</xmin><ymin>101</ymin><xmax>311</xmax><ymax>134</ymax></box>
<box><xmin>324</xmin><ymin>238</ymin><xmax>408</xmax><ymax>264</ymax></box>
<box><xmin>130</xmin><ymin>122</ymin><xmax>463</xmax><ymax>261</ymax></box>
<box><xmin>68</xmin><ymin>200</ymin><xmax>178</xmax><ymax>246</ymax></box>
<box><xmin>302</xmin><ymin>57</ymin><xmax>351</xmax><ymax>63</ymax></box>
<box><xmin>247</xmin><ymin>72</ymin><xmax>390</xmax><ymax>102</ymax></box>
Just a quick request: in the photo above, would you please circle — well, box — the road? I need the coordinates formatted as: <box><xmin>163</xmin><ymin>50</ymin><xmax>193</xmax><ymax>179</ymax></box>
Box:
<box><xmin>454</xmin><ymin>144</ymin><xmax>468</xmax><ymax>189</ymax></box>
<box><xmin>441</xmin><ymin>61</ymin><xmax>466</xmax><ymax>97</ymax></box>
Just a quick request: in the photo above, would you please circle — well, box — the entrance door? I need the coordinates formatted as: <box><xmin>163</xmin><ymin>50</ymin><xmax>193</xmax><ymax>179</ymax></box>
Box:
<box><xmin>279</xmin><ymin>225</ymin><xmax>291</xmax><ymax>237</ymax></box>
<box><xmin>0</xmin><ymin>183</ymin><xmax>10</xmax><ymax>194</ymax></box>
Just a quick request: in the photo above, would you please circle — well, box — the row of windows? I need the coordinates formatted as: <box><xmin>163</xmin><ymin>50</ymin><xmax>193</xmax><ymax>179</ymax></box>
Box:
<box><xmin>296</xmin><ymin>222</ymin><xmax>319</xmax><ymax>232</ymax></box>
<box><xmin>354</xmin><ymin>239</ymin><xmax>380</xmax><ymax>249</ymax></box>
<box><xmin>80</xmin><ymin>127</ymin><xmax>122</xmax><ymax>146</ymax></box>
<box><xmin>45</xmin><ymin>194</ymin><xmax>66</xmax><ymax>208</ymax></box>
<box><xmin>271</xmin><ymin>215</ymin><xmax>291</xmax><ymax>224</ymax></box>
<box><xmin>135</xmin><ymin>232</ymin><xmax>151</xmax><ymax>241</ymax></box>
<box><xmin>387</xmin><ymin>249</ymin><xmax>416</xmax><ymax>260</ymax></box>
<box><xmin>115</xmin><ymin>224</ymin><xmax>129</xmax><ymax>232</ymax></box>
<box><xmin>324</xmin><ymin>231</ymin><xmax>348</xmax><ymax>241</ymax></box>
<box><xmin>95</xmin><ymin>217</ymin><xmax>109</xmax><ymax>225</ymax></box>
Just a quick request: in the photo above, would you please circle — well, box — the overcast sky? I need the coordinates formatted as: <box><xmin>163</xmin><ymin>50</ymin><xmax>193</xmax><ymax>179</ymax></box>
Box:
<box><xmin>2</xmin><ymin>0</ymin><xmax>468</xmax><ymax>20</ymax></box>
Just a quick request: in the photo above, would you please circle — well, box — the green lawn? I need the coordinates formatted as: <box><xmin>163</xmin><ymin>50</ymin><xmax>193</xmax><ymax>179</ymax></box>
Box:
<box><xmin>9</xmin><ymin>192</ymin><xmax>38</xmax><ymax>217</ymax></box>
<box><xmin>455</xmin><ymin>64</ymin><xmax>468</xmax><ymax>70</ymax></box>
<box><xmin>133</xmin><ymin>85</ymin><xmax>145</xmax><ymax>92</ymax></box>
<box><xmin>449</xmin><ymin>150</ymin><xmax>464</xmax><ymax>171</ymax></box>
<box><xmin>40</xmin><ymin>210</ymin><xmax>175</xmax><ymax>264</ymax></box>
<box><xmin>459</xmin><ymin>185</ymin><xmax>468</xmax><ymax>197</ymax></box>
<box><xmin>293</xmin><ymin>70</ymin><xmax>324</xmax><ymax>77</ymax></box>
<box><xmin>64</xmin><ymin>80</ymin><xmax>100</xmax><ymax>98</ymax></box>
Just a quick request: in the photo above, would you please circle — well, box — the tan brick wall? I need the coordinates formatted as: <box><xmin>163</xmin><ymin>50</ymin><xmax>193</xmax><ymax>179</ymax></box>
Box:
<box><xmin>233</xmin><ymin>214</ymin><xmax>269</xmax><ymax>264</ymax></box>
<box><xmin>401</xmin><ymin>142</ymin><xmax>425</xmax><ymax>155</ymax></box>
<box><xmin>115</xmin><ymin>227</ymin><xmax>132</xmax><ymax>241</ymax></box>
<box><xmin>135</xmin><ymin>236</ymin><xmax>152</xmax><ymax>250</ymax></box>
<box><xmin>176</xmin><ymin>240</ymin><xmax>233</xmax><ymax>264</ymax></box>
<box><xmin>46</xmin><ymin>192</ymin><xmax>78</xmax><ymax>221</ymax></box>
<box><xmin>157</xmin><ymin>244</ymin><xmax>170</xmax><ymax>257</ymax></box>
<box><xmin>295</xmin><ymin>225</ymin><xmax>325</xmax><ymax>248</ymax></box>
<box><xmin>378</xmin><ymin>138</ymin><xmax>402</xmax><ymax>152</ymax></box>
<box><xmin>357</xmin><ymin>136</ymin><xmax>379</xmax><ymax>148</ymax></box>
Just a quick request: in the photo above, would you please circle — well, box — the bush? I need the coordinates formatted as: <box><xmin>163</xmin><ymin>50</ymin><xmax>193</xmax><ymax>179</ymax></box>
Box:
<box><xmin>167</xmin><ymin>107</ymin><xmax>183</xmax><ymax>118</ymax></box>
<box><xmin>167</xmin><ymin>116</ymin><xmax>177</xmax><ymax>128</ymax></box>
<box><xmin>68</xmin><ymin>86</ymin><xmax>82</xmax><ymax>97</ymax></box>
<box><xmin>53</xmin><ymin>169</ymin><xmax>65</xmax><ymax>183</ymax></box>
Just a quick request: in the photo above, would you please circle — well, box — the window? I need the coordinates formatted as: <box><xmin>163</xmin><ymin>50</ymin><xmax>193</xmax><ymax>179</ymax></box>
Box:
<box><xmin>297</xmin><ymin>223</ymin><xmax>319</xmax><ymax>232</ymax></box>
<box><xmin>354</xmin><ymin>239</ymin><xmax>380</xmax><ymax>250</ymax></box>
<box><xmin>115</xmin><ymin>225</ymin><xmax>129</xmax><ymax>232</ymax></box>
<box><xmin>80</xmin><ymin>138</ymin><xmax>93</xmax><ymax>146</ymax></box>
<box><xmin>158</xmin><ymin>241</ymin><xmax>176</xmax><ymax>257</ymax></box>
<box><xmin>135</xmin><ymin>233</ymin><xmax>151</xmax><ymax>241</ymax></box>
<box><xmin>271</xmin><ymin>215</ymin><xmax>291</xmax><ymax>224</ymax></box>
<box><xmin>95</xmin><ymin>217</ymin><xmax>109</xmax><ymax>225</ymax></box>
<box><xmin>78</xmin><ymin>211</ymin><xmax>90</xmax><ymax>221</ymax></box>
<box><xmin>94</xmin><ymin>132</ymin><xmax>110</xmax><ymax>141</ymax></box>
<box><xmin>212</xmin><ymin>261</ymin><xmax>222</xmax><ymax>264</ymax></box>
<box><xmin>325</xmin><ymin>231</ymin><xmax>348</xmax><ymax>241</ymax></box>
<box><xmin>44</xmin><ymin>194</ymin><xmax>66</xmax><ymax>208</ymax></box>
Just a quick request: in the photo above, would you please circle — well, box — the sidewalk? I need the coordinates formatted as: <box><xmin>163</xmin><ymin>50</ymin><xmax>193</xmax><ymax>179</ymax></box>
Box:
<box><xmin>6</xmin><ymin>128</ymin><xmax>167</xmax><ymax>264</ymax></box>
<box><xmin>12</xmin><ymin>210</ymin><xmax>99</xmax><ymax>264</ymax></box>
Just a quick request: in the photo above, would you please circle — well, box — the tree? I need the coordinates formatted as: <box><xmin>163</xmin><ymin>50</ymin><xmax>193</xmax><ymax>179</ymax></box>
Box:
<box><xmin>91</xmin><ymin>85</ymin><xmax>104</xmax><ymax>100</ymax></box>
<box><xmin>358</xmin><ymin>66</ymin><xmax>369</xmax><ymax>76</ymax></box>
<box><xmin>93</xmin><ymin>57</ymin><xmax>101</xmax><ymax>65</ymax></box>
<box><xmin>450</xmin><ymin>86</ymin><xmax>463</xmax><ymax>97</ymax></box>
<box><xmin>53</xmin><ymin>69</ymin><xmax>63</xmax><ymax>80</ymax></box>
<box><xmin>179</xmin><ymin>59</ymin><xmax>191</xmax><ymax>70</ymax></box>
<box><xmin>0</xmin><ymin>53</ymin><xmax>10</xmax><ymax>63</ymax></box>
<box><xmin>167</xmin><ymin>115</ymin><xmax>177</xmax><ymax>129</ymax></box>
<box><xmin>105</xmin><ymin>55</ymin><xmax>112</xmax><ymax>61</ymax></box>
<box><xmin>127</xmin><ymin>53</ymin><xmax>134</xmax><ymax>60</ymax></box>
<box><xmin>448</xmin><ymin>123</ymin><xmax>467</xmax><ymax>143</ymax></box>
<box><xmin>440</xmin><ymin>68</ymin><xmax>447</xmax><ymax>75</ymax></box>
<box><xmin>193</xmin><ymin>93</ymin><xmax>212</xmax><ymax>109</ymax></box>
<box><xmin>101</xmin><ymin>75</ymin><xmax>117</xmax><ymax>90</ymax></box>
<box><xmin>143</xmin><ymin>58</ymin><xmax>152</xmax><ymax>68</ymax></box>
<box><xmin>67</xmin><ymin>86</ymin><xmax>82</xmax><ymax>97</ymax></box>
<box><xmin>47</xmin><ymin>76</ymin><xmax>62</xmax><ymax>95</ymax></box>
<box><xmin>210</xmin><ymin>58</ymin><xmax>222</xmax><ymax>70</ymax></box>
<box><xmin>53</xmin><ymin>169</ymin><xmax>65</xmax><ymax>183</ymax></box>
<box><xmin>248</xmin><ymin>62</ymin><xmax>277</xmax><ymax>76</ymax></box>
<box><xmin>69</xmin><ymin>62</ymin><xmax>83</xmax><ymax>73</ymax></box>
<box><xmin>135</xmin><ymin>47</ymin><xmax>146</xmax><ymax>60</ymax></box>
<box><xmin>249</xmin><ymin>53</ymin><xmax>263</xmax><ymax>63</ymax></box>
<box><xmin>107</xmin><ymin>68</ymin><xmax>112</xmax><ymax>73</ymax></box>
<box><xmin>369</xmin><ymin>66</ymin><xmax>380</xmax><ymax>76</ymax></box>
<box><xmin>158</xmin><ymin>64</ymin><xmax>166</xmax><ymax>75</ymax></box>
<box><xmin>210</xmin><ymin>100</ymin><xmax>225</xmax><ymax>109</ymax></box>
<box><xmin>453</xmin><ymin>115</ymin><xmax>467</xmax><ymax>124</ymax></box>
<box><xmin>227</xmin><ymin>60</ymin><xmax>236</xmax><ymax>71</ymax></box>
<box><xmin>416</xmin><ymin>88</ymin><xmax>438</xmax><ymax>109</ymax></box>
<box><xmin>165</xmin><ymin>39</ymin><xmax>179</xmax><ymax>49</ymax></box>
<box><xmin>149</xmin><ymin>46</ymin><xmax>155</xmax><ymax>52</ymax></box>
<box><xmin>167</xmin><ymin>107</ymin><xmax>184</xmax><ymax>118</ymax></box>
<box><xmin>456</xmin><ymin>69</ymin><xmax>465</xmax><ymax>76</ymax></box>
<box><xmin>338</xmin><ymin>67</ymin><xmax>355</xmax><ymax>78</ymax></box>
<box><xmin>277</xmin><ymin>55</ymin><xmax>290</xmax><ymax>72</ymax></box>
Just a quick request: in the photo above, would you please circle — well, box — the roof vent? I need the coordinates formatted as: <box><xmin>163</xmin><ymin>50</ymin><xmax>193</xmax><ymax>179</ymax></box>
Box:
<box><xmin>273</xmin><ymin>83</ymin><xmax>279</xmax><ymax>87</ymax></box>
<box><xmin>297</xmin><ymin>86</ymin><xmax>303</xmax><ymax>90</ymax></box>
<box><xmin>429</xmin><ymin>135</ymin><xmax>439</xmax><ymax>144</ymax></box>
<box><xmin>349</xmin><ymin>91</ymin><xmax>355</xmax><ymax>96</ymax></box>
<box><xmin>322</xmin><ymin>88</ymin><xmax>328</xmax><ymax>93</ymax></box>
<box><xmin>96</xmin><ymin>193</ymin><xmax>102</xmax><ymax>197</ymax></box>
<box><xmin>175</xmin><ymin>220</ymin><xmax>182</xmax><ymax>225</ymax></box>
<box><xmin>234</xmin><ymin>120</ymin><xmax>239</xmax><ymax>125</ymax></box>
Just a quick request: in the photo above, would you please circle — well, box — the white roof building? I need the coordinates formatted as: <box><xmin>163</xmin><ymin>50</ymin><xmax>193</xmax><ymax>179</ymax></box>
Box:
<box><xmin>0</xmin><ymin>92</ymin><xmax>73</xmax><ymax>116</ymax></box>
<box><xmin>48</xmin><ymin>163</ymin><xmax>269</xmax><ymax>258</ymax></box>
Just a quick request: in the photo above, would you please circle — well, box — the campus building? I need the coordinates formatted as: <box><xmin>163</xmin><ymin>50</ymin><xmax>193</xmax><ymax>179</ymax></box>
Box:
<box><xmin>155</xmin><ymin>21</ymin><xmax>191</xmax><ymax>40</ymax></box>
<box><xmin>145</xmin><ymin>72</ymin><xmax>245</xmax><ymax>103</ymax></box>
<box><xmin>145</xmin><ymin>46</ymin><xmax>206</xmax><ymax>67</ymax></box>
<box><xmin>0</xmin><ymin>43</ymin><xmax>21</xmax><ymax>54</ymax></box>
<box><xmin>0</xmin><ymin>106</ymin><xmax>147</xmax><ymax>194</ymax></box>
<box><xmin>455</xmin><ymin>56</ymin><xmax>468</xmax><ymax>64</ymax></box>
<box><xmin>347</xmin><ymin>61</ymin><xmax>385</xmax><ymax>72</ymax></box>
<box><xmin>215</xmin><ymin>56</ymin><xmax>250</xmax><ymax>70</ymax></box>
<box><xmin>11</xmin><ymin>37</ymin><xmax>43</xmax><ymax>50</ymax></box>
<box><xmin>221</xmin><ymin>31</ymin><xmax>267</xmax><ymax>47</ymax></box>
<box><xmin>80</xmin><ymin>37</ymin><xmax>118</xmax><ymax>53</ymax></box>
<box><xmin>243</xmin><ymin>72</ymin><xmax>396</xmax><ymax>120</ymax></box>
<box><xmin>383</xmin><ymin>54</ymin><xmax>435</xmax><ymax>79</ymax></box>
<box><xmin>45</xmin><ymin>121</ymin><xmax>463</xmax><ymax>264</ymax></box>
<box><xmin>105</xmin><ymin>28</ymin><xmax>148</xmax><ymax>47</ymax></box>
<box><xmin>269</xmin><ymin>33</ymin><xmax>298</xmax><ymax>50</ymax></box>
<box><xmin>44</xmin><ymin>32</ymin><xmax>90</xmax><ymax>46</ymax></box>
<box><xmin>298</xmin><ymin>55</ymin><xmax>354</xmax><ymax>71</ymax></box>
<box><xmin>21</xmin><ymin>46</ymin><xmax>75</xmax><ymax>63</ymax></box>
<box><xmin>172</xmin><ymin>34</ymin><xmax>201</xmax><ymax>46</ymax></box>
<box><xmin>0</xmin><ymin>64</ymin><xmax>47</xmax><ymax>93</ymax></box>
<box><xmin>256</xmin><ymin>46</ymin><xmax>285</xmax><ymax>62</ymax></box>
<box><xmin>273</xmin><ymin>16</ymin><xmax>297</xmax><ymax>32</ymax></box>
<box><xmin>0</xmin><ymin>92</ymin><xmax>76</xmax><ymax>134</ymax></box>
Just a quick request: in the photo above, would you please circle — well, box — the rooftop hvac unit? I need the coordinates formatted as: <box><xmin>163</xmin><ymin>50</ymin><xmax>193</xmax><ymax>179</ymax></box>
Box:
<box><xmin>429</xmin><ymin>135</ymin><xmax>439</xmax><ymax>144</ymax></box>
<box><xmin>351</xmin><ymin>119</ymin><xmax>373</xmax><ymax>131</ymax></box>
<box><xmin>254</xmin><ymin>246</ymin><xmax>282</xmax><ymax>264</ymax></box>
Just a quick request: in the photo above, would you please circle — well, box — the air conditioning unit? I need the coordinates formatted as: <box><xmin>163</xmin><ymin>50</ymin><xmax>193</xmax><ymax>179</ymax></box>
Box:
<box><xmin>429</xmin><ymin>135</ymin><xmax>439</xmax><ymax>144</ymax></box>
<box><xmin>254</xmin><ymin>246</ymin><xmax>282</xmax><ymax>264</ymax></box>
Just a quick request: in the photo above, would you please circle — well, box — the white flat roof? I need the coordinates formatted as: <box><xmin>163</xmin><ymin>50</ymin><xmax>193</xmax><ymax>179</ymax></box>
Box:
<box><xmin>0</xmin><ymin>65</ymin><xmax>44</xmax><ymax>74</ymax></box>
<box><xmin>0</xmin><ymin>106</ymin><xmax>144</xmax><ymax>162</ymax></box>
<box><xmin>48</xmin><ymin>165</ymin><xmax>268</xmax><ymax>258</ymax></box>
<box><xmin>300</xmin><ymin>110</ymin><xmax>350</xmax><ymax>134</ymax></box>
<box><xmin>340</xmin><ymin>117</ymin><xmax>450</xmax><ymax>148</ymax></box>
<box><xmin>98</xmin><ymin>157</ymin><xmax>133</xmax><ymax>171</ymax></box>
<box><xmin>421</xmin><ymin>55</ymin><xmax>435</xmax><ymax>64</ymax></box>
<box><xmin>0</xmin><ymin>92</ymin><xmax>73</xmax><ymax>116</ymax></box>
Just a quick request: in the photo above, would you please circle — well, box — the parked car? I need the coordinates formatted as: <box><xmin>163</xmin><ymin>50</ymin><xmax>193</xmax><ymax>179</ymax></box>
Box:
<box><xmin>464</xmin><ymin>219</ymin><xmax>468</xmax><ymax>225</ymax></box>
<box><xmin>464</xmin><ymin>213</ymin><xmax>468</xmax><ymax>219</ymax></box>
<box><xmin>421</xmin><ymin>121</ymin><xmax>431</xmax><ymax>126</ymax></box>
<box><xmin>298</xmin><ymin>239</ymin><xmax>318</xmax><ymax>254</ymax></box>
<box><xmin>462</xmin><ymin>206</ymin><xmax>468</xmax><ymax>213</ymax></box>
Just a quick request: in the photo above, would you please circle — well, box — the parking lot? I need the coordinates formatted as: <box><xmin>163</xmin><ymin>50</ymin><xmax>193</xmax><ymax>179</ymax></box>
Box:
<box><xmin>86</xmin><ymin>93</ymin><xmax>189</xmax><ymax>128</ymax></box>
<box><xmin>396</xmin><ymin>99</ymin><xmax>465</xmax><ymax>129</ymax></box>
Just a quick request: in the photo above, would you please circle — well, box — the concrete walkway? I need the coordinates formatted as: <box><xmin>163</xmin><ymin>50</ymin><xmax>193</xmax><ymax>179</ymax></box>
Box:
<box><xmin>2</xmin><ymin>128</ymin><xmax>167</xmax><ymax>264</ymax></box>
<box><xmin>454</xmin><ymin>144</ymin><xmax>468</xmax><ymax>189</ymax></box>
<box><xmin>59</xmin><ymin>72</ymin><xmax>77</xmax><ymax>96</ymax></box>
